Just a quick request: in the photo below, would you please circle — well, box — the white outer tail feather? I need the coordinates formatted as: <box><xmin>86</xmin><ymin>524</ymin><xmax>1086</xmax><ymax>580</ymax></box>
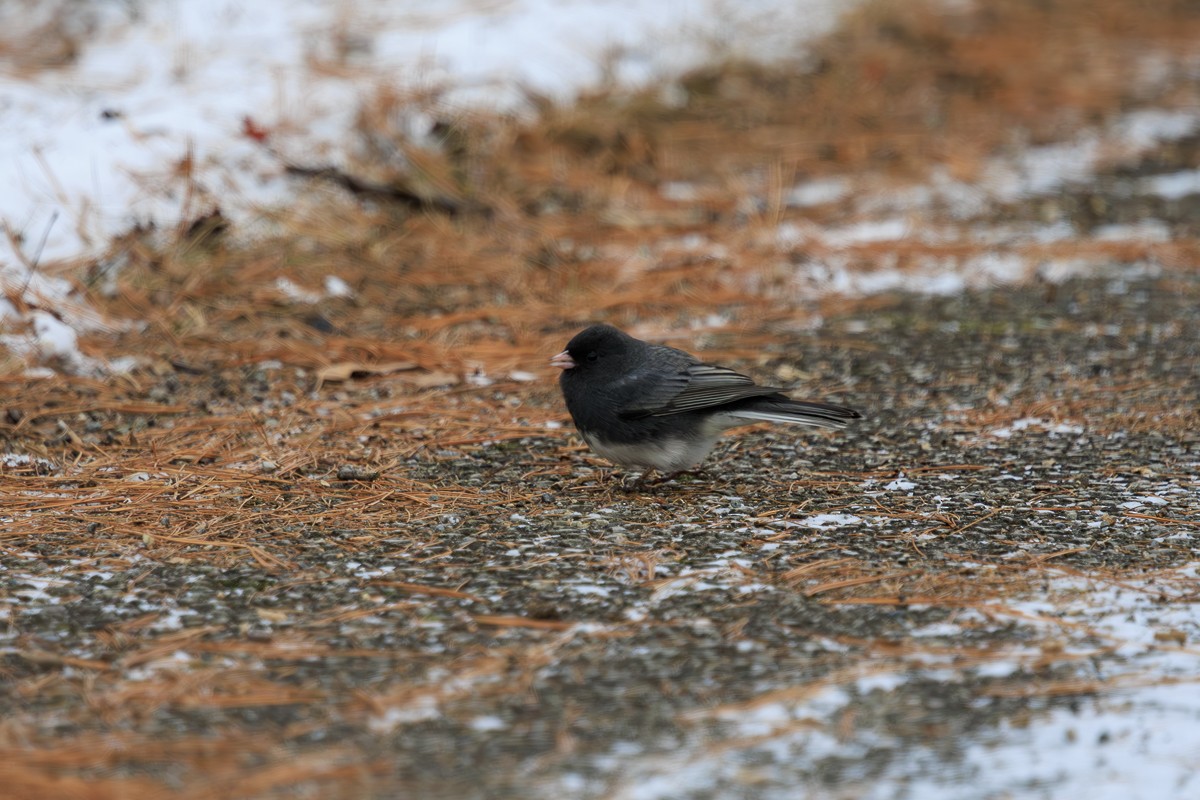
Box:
<box><xmin>725</xmin><ymin>409</ymin><xmax>848</xmax><ymax>429</ymax></box>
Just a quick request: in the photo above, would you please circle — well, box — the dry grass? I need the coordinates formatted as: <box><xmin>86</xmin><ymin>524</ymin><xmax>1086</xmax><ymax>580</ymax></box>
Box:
<box><xmin>0</xmin><ymin>0</ymin><xmax>88</xmax><ymax>72</ymax></box>
<box><xmin>24</xmin><ymin>0</ymin><xmax>1191</xmax><ymax>377</ymax></box>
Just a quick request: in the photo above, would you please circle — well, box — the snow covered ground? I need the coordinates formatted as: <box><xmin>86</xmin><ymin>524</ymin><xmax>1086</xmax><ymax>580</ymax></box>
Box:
<box><xmin>583</xmin><ymin>564</ymin><xmax>1200</xmax><ymax>800</ymax></box>
<box><xmin>0</xmin><ymin>0</ymin><xmax>844</xmax><ymax>269</ymax></box>
<box><xmin>3</xmin><ymin>0</ymin><xmax>1199</xmax><ymax>367</ymax></box>
<box><xmin>0</xmin><ymin>0</ymin><xmax>852</xmax><ymax>370</ymax></box>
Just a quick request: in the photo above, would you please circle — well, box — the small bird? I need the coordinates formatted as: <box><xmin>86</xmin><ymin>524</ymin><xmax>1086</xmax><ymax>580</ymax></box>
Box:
<box><xmin>551</xmin><ymin>324</ymin><xmax>860</xmax><ymax>481</ymax></box>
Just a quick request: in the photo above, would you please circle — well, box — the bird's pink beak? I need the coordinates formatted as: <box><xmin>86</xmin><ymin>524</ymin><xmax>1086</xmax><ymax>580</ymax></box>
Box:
<box><xmin>550</xmin><ymin>350</ymin><xmax>575</xmax><ymax>370</ymax></box>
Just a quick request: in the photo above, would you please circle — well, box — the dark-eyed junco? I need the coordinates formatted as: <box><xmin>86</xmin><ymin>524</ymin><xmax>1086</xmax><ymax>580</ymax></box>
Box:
<box><xmin>551</xmin><ymin>324</ymin><xmax>860</xmax><ymax>479</ymax></box>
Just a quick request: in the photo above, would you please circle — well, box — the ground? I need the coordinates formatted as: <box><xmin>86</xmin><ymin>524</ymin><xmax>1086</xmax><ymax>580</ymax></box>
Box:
<box><xmin>2</xmin><ymin>1</ymin><xmax>1199</xmax><ymax>798</ymax></box>
<box><xmin>4</xmin><ymin>272</ymin><xmax>1198</xmax><ymax>798</ymax></box>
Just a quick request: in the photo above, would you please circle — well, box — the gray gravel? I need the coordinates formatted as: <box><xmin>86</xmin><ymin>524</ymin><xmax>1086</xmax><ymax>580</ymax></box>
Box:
<box><xmin>4</xmin><ymin>269</ymin><xmax>1198</xmax><ymax>799</ymax></box>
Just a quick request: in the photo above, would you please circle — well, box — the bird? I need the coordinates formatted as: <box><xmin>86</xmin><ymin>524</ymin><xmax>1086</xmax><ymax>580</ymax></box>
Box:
<box><xmin>550</xmin><ymin>323</ymin><xmax>860</xmax><ymax>482</ymax></box>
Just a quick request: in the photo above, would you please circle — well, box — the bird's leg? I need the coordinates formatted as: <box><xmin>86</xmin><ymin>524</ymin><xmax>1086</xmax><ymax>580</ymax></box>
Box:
<box><xmin>658</xmin><ymin>467</ymin><xmax>709</xmax><ymax>484</ymax></box>
<box><xmin>619</xmin><ymin>469</ymin><xmax>656</xmax><ymax>491</ymax></box>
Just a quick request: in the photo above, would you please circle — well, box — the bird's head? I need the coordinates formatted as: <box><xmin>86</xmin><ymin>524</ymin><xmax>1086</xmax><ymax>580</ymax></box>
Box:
<box><xmin>550</xmin><ymin>324</ymin><xmax>635</xmax><ymax>376</ymax></box>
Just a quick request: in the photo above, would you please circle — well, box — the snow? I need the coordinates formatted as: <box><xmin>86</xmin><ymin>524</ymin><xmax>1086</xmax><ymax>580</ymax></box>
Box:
<box><xmin>990</xmin><ymin>418</ymin><xmax>1084</xmax><ymax>439</ymax></box>
<box><xmin>273</xmin><ymin>277</ymin><xmax>324</xmax><ymax>305</ymax></box>
<box><xmin>953</xmin><ymin>108</ymin><xmax>1198</xmax><ymax>209</ymax></box>
<box><xmin>597</xmin><ymin>567</ymin><xmax>1200</xmax><ymax>800</ymax></box>
<box><xmin>820</xmin><ymin>218</ymin><xmax>912</xmax><ymax>246</ymax></box>
<box><xmin>785</xmin><ymin>177</ymin><xmax>850</xmax><ymax>208</ymax></box>
<box><xmin>323</xmin><ymin>275</ymin><xmax>354</xmax><ymax>298</ymax></box>
<box><xmin>798</xmin><ymin>513</ymin><xmax>862</xmax><ymax>529</ymax></box>
<box><xmin>884</xmin><ymin>475</ymin><xmax>916</xmax><ymax>492</ymax></box>
<box><xmin>0</xmin><ymin>0</ymin><xmax>853</xmax><ymax>372</ymax></box>
<box><xmin>4</xmin><ymin>2</ymin><xmax>1199</xmax><ymax>370</ymax></box>
<box><xmin>1143</xmin><ymin>168</ymin><xmax>1200</xmax><ymax>200</ymax></box>
<box><xmin>786</xmin><ymin>106</ymin><xmax>1200</xmax><ymax>299</ymax></box>
<box><xmin>469</xmin><ymin>714</ymin><xmax>508</xmax><ymax>732</ymax></box>
<box><xmin>0</xmin><ymin>0</ymin><xmax>848</xmax><ymax>270</ymax></box>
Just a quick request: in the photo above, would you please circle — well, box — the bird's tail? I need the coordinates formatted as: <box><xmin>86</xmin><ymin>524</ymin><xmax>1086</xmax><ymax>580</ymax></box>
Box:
<box><xmin>727</xmin><ymin>399</ymin><xmax>861</xmax><ymax>429</ymax></box>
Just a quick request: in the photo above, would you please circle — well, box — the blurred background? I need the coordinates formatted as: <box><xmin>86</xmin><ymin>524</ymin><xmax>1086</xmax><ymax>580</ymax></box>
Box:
<box><xmin>2</xmin><ymin>0</ymin><xmax>1196</xmax><ymax>373</ymax></box>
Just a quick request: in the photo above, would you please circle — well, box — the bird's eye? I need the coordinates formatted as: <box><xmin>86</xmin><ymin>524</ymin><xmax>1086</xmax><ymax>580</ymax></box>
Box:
<box><xmin>586</xmin><ymin>351</ymin><xmax>599</xmax><ymax>362</ymax></box>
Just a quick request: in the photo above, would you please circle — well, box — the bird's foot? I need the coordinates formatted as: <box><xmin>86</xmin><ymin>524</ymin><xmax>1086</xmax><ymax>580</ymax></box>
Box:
<box><xmin>618</xmin><ymin>469</ymin><xmax>656</xmax><ymax>492</ymax></box>
<box><xmin>659</xmin><ymin>468</ymin><xmax>709</xmax><ymax>484</ymax></box>
<box><xmin>616</xmin><ymin>468</ymin><xmax>709</xmax><ymax>491</ymax></box>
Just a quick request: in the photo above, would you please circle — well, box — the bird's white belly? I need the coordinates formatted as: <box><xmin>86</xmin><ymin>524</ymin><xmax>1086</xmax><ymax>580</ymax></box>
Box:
<box><xmin>581</xmin><ymin>431</ymin><xmax>718</xmax><ymax>472</ymax></box>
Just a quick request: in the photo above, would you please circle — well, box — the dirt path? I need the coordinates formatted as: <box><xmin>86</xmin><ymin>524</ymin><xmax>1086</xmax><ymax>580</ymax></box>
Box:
<box><xmin>4</xmin><ymin>271</ymin><xmax>1197</xmax><ymax>799</ymax></box>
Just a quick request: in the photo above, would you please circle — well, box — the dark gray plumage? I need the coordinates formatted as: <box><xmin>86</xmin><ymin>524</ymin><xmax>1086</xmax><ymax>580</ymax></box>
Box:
<box><xmin>551</xmin><ymin>324</ymin><xmax>860</xmax><ymax>475</ymax></box>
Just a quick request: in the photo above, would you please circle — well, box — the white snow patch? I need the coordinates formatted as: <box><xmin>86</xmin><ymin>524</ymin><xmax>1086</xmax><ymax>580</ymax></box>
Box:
<box><xmin>820</xmin><ymin>217</ymin><xmax>911</xmax><ymax>246</ymax></box>
<box><xmin>990</xmin><ymin>418</ymin><xmax>1083</xmax><ymax>438</ymax></box>
<box><xmin>1142</xmin><ymin>168</ymin><xmax>1200</xmax><ymax>199</ymax></box>
<box><xmin>798</xmin><ymin>513</ymin><xmax>862</xmax><ymax>529</ymax></box>
<box><xmin>1093</xmin><ymin>220</ymin><xmax>1173</xmax><ymax>242</ymax></box>
<box><xmin>275</xmin><ymin>278</ymin><xmax>322</xmax><ymax>304</ymax></box>
<box><xmin>567</xmin><ymin>582</ymin><xmax>612</xmax><ymax>597</ymax></box>
<box><xmin>469</xmin><ymin>714</ymin><xmax>508</xmax><ymax>732</ymax></box>
<box><xmin>323</xmin><ymin>275</ymin><xmax>354</xmax><ymax>298</ymax></box>
<box><xmin>785</xmin><ymin>177</ymin><xmax>850</xmax><ymax>207</ymax></box>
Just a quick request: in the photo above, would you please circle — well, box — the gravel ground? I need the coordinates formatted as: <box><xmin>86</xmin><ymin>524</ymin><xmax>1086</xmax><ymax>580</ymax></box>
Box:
<box><xmin>4</xmin><ymin>269</ymin><xmax>1198</xmax><ymax>799</ymax></box>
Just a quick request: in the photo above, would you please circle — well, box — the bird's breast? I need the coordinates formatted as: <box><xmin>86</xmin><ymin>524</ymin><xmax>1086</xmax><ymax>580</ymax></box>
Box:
<box><xmin>580</xmin><ymin>431</ymin><xmax>717</xmax><ymax>472</ymax></box>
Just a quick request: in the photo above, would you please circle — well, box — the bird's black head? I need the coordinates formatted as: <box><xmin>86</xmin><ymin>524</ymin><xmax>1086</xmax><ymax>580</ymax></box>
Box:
<box><xmin>551</xmin><ymin>324</ymin><xmax>637</xmax><ymax>376</ymax></box>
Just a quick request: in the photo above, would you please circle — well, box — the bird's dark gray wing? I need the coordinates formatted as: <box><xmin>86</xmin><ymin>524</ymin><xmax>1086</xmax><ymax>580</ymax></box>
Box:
<box><xmin>619</xmin><ymin>360</ymin><xmax>784</xmax><ymax>418</ymax></box>
<box><xmin>608</xmin><ymin>366</ymin><xmax>691</xmax><ymax>418</ymax></box>
<box><xmin>651</xmin><ymin>363</ymin><xmax>785</xmax><ymax>415</ymax></box>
